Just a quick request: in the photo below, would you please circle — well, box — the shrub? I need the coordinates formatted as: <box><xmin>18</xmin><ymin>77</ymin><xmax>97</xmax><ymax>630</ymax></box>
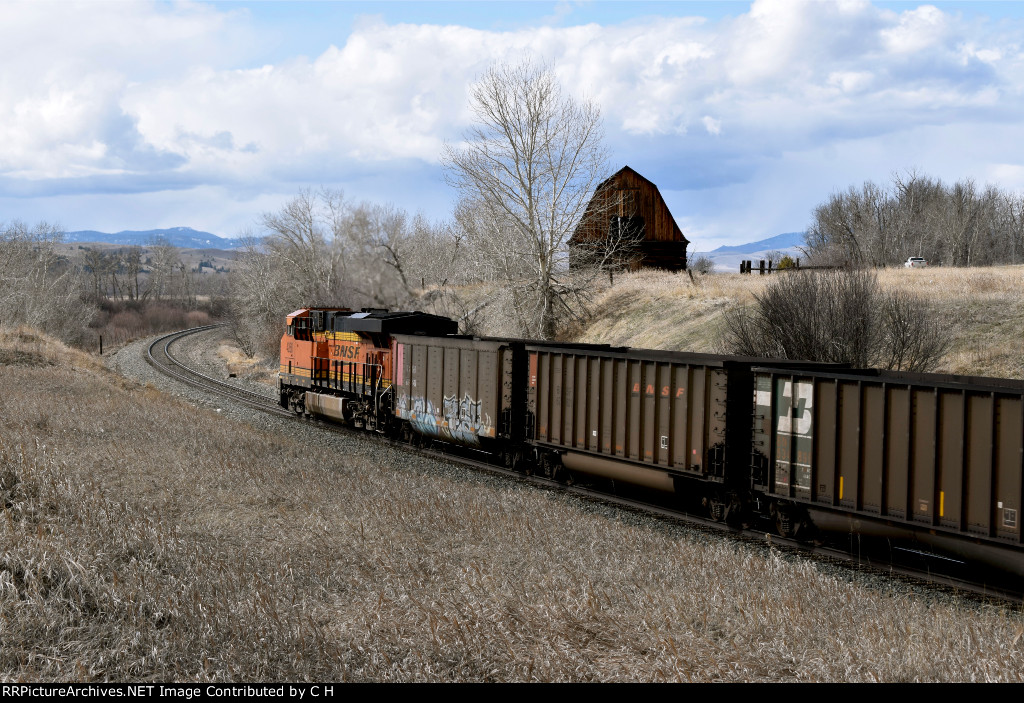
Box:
<box><xmin>690</xmin><ymin>255</ymin><xmax>714</xmax><ymax>275</ymax></box>
<box><xmin>723</xmin><ymin>268</ymin><xmax>948</xmax><ymax>371</ymax></box>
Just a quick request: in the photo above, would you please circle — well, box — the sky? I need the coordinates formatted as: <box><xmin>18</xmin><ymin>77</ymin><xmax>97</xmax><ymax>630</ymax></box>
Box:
<box><xmin>2</xmin><ymin>0</ymin><xmax>1023</xmax><ymax>252</ymax></box>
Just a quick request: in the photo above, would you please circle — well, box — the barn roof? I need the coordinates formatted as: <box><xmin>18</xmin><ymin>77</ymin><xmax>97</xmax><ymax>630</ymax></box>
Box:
<box><xmin>570</xmin><ymin>165</ymin><xmax>689</xmax><ymax>245</ymax></box>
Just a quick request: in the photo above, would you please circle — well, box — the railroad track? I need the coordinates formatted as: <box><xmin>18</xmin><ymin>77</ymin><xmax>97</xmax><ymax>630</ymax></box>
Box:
<box><xmin>146</xmin><ymin>325</ymin><xmax>1023</xmax><ymax>605</ymax></box>
<box><xmin>145</xmin><ymin>325</ymin><xmax>293</xmax><ymax>417</ymax></box>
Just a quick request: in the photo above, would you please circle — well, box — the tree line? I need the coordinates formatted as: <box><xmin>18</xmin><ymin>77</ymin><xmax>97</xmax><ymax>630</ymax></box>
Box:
<box><xmin>804</xmin><ymin>171</ymin><xmax>1024</xmax><ymax>267</ymax></box>
<box><xmin>0</xmin><ymin>221</ymin><xmax>223</xmax><ymax>347</ymax></box>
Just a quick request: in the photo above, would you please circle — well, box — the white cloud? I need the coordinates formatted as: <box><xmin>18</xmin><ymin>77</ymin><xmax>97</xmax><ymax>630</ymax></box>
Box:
<box><xmin>2</xmin><ymin>1</ymin><xmax>1024</xmax><ymax>240</ymax></box>
<box><xmin>881</xmin><ymin>4</ymin><xmax>949</xmax><ymax>54</ymax></box>
<box><xmin>0</xmin><ymin>0</ymin><xmax>255</xmax><ymax>180</ymax></box>
<box><xmin>827</xmin><ymin>71</ymin><xmax>875</xmax><ymax>93</ymax></box>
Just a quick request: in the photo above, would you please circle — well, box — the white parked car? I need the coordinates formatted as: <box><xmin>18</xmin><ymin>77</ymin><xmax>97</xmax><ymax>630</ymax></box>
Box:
<box><xmin>904</xmin><ymin>257</ymin><xmax>928</xmax><ymax>268</ymax></box>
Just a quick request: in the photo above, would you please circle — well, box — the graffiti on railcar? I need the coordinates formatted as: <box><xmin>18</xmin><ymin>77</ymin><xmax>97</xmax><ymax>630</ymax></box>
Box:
<box><xmin>400</xmin><ymin>392</ymin><xmax>493</xmax><ymax>447</ymax></box>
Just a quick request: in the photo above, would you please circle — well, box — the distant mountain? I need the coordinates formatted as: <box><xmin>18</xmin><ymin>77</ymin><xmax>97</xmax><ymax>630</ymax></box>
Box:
<box><xmin>63</xmin><ymin>227</ymin><xmax>241</xmax><ymax>250</ymax></box>
<box><xmin>691</xmin><ymin>231</ymin><xmax>806</xmax><ymax>273</ymax></box>
<box><xmin>708</xmin><ymin>231</ymin><xmax>805</xmax><ymax>255</ymax></box>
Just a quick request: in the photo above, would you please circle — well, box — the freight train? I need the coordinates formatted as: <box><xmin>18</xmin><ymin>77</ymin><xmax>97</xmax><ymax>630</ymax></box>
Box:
<box><xmin>279</xmin><ymin>307</ymin><xmax>1024</xmax><ymax>581</ymax></box>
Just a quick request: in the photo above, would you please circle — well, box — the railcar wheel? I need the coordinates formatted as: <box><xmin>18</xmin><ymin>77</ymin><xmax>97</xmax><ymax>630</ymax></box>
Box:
<box><xmin>772</xmin><ymin>502</ymin><xmax>812</xmax><ymax>539</ymax></box>
<box><xmin>401</xmin><ymin>424</ymin><xmax>416</xmax><ymax>445</ymax></box>
<box><xmin>503</xmin><ymin>449</ymin><xmax>526</xmax><ymax>473</ymax></box>
<box><xmin>538</xmin><ymin>452</ymin><xmax>556</xmax><ymax>479</ymax></box>
<box><xmin>705</xmin><ymin>496</ymin><xmax>727</xmax><ymax>522</ymax></box>
<box><xmin>775</xmin><ymin>510</ymin><xmax>793</xmax><ymax>538</ymax></box>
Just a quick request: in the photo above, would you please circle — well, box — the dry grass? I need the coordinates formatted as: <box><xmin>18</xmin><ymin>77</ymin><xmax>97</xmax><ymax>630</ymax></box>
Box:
<box><xmin>216</xmin><ymin>344</ymin><xmax>277</xmax><ymax>386</ymax></box>
<box><xmin>2</xmin><ymin>326</ymin><xmax>1024</xmax><ymax>681</ymax></box>
<box><xmin>574</xmin><ymin>266</ymin><xmax>1024</xmax><ymax>378</ymax></box>
<box><xmin>0</xmin><ymin>326</ymin><xmax>106</xmax><ymax>372</ymax></box>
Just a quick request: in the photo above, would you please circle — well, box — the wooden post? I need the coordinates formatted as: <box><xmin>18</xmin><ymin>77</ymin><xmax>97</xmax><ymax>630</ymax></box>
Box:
<box><xmin>759</xmin><ymin>259</ymin><xmax>766</xmax><ymax>275</ymax></box>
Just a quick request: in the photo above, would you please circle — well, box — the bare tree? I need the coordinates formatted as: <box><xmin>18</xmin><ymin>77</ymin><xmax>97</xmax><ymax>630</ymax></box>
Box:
<box><xmin>443</xmin><ymin>60</ymin><xmax>610</xmax><ymax>339</ymax></box>
<box><xmin>0</xmin><ymin>220</ymin><xmax>95</xmax><ymax>343</ymax></box>
<box><xmin>147</xmin><ymin>237</ymin><xmax>180</xmax><ymax>302</ymax></box>
<box><xmin>82</xmin><ymin>247</ymin><xmax>113</xmax><ymax>300</ymax></box>
<box><xmin>230</xmin><ymin>190</ymin><xmax>433</xmax><ymax>357</ymax></box>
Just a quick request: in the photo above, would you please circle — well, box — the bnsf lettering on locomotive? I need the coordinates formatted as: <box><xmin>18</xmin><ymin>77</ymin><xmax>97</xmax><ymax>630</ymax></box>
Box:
<box><xmin>333</xmin><ymin>344</ymin><xmax>360</xmax><ymax>360</ymax></box>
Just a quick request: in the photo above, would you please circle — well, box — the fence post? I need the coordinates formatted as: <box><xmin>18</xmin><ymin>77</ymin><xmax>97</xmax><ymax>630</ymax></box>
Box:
<box><xmin>759</xmin><ymin>259</ymin><xmax>765</xmax><ymax>275</ymax></box>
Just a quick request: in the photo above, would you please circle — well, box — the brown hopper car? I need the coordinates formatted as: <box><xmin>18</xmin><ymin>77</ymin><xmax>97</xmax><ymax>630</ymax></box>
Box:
<box><xmin>753</xmin><ymin>367</ymin><xmax>1024</xmax><ymax>574</ymax></box>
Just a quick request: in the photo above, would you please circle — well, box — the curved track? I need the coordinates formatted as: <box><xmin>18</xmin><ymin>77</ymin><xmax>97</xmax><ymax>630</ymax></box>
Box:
<box><xmin>146</xmin><ymin>326</ymin><xmax>1024</xmax><ymax>604</ymax></box>
<box><xmin>146</xmin><ymin>324</ymin><xmax>292</xmax><ymax>417</ymax></box>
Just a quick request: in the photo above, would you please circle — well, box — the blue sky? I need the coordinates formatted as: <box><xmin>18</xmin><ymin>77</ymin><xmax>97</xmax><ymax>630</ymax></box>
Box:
<box><xmin>2</xmin><ymin>0</ymin><xmax>1023</xmax><ymax>251</ymax></box>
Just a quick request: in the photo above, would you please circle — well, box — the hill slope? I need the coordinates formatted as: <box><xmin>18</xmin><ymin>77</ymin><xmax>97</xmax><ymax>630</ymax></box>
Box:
<box><xmin>571</xmin><ymin>266</ymin><xmax>1024</xmax><ymax>380</ymax></box>
<box><xmin>5</xmin><ymin>326</ymin><xmax>1024</xmax><ymax>680</ymax></box>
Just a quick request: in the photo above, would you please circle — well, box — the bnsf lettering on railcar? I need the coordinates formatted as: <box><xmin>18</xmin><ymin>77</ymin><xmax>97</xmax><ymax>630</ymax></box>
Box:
<box><xmin>630</xmin><ymin>382</ymin><xmax>686</xmax><ymax>397</ymax></box>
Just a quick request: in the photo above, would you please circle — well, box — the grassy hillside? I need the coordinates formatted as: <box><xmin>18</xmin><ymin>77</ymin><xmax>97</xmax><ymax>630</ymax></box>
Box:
<box><xmin>3</xmin><ymin>325</ymin><xmax>1024</xmax><ymax>681</ymax></box>
<box><xmin>572</xmin><ymin>266</ymin><xmax>1024</xmax><ymax>380</ymax></box>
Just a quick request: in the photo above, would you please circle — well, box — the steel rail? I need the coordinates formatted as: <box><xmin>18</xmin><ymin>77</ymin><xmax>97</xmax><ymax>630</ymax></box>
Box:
<box><xmin>146</xmin><ymin>325</ymin><xmax>292</xmax><ymax>416</ymax></box>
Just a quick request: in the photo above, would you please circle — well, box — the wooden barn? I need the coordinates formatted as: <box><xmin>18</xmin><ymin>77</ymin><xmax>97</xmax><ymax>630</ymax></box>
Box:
<box><xmin>569</xmin><ymin>166</ymin><xmax>689</xmax><ymax>272</ymax></box>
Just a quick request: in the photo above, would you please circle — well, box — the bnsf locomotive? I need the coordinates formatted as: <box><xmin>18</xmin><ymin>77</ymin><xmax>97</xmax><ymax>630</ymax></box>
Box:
<box><xmin>279</xmin><ymin>308</ymin><xmax>1024</xmax><ymax>581</ymax></box>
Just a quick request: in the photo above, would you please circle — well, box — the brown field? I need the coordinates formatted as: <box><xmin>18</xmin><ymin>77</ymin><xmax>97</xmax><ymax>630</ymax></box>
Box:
<box><xmin>2</xmin><ymin>326</ymin><xmax>1024</xmax><ymax>681</ymax></box>
<box><xmin>573</xmin><ymin>265</ymin><xmax>1024</xmax><ymax>380</ymax></box>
